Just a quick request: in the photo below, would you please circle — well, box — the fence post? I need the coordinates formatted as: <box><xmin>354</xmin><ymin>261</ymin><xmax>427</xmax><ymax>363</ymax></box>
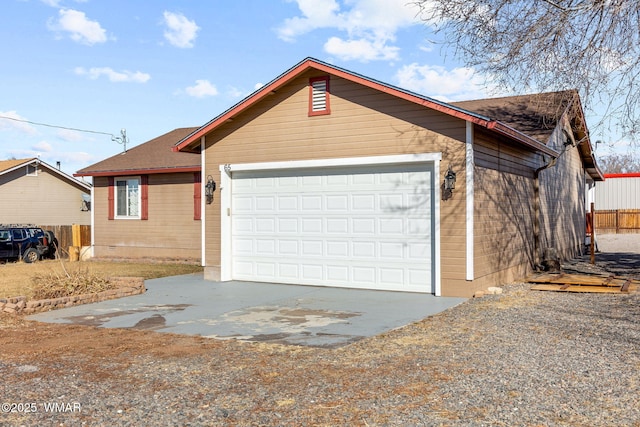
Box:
<box><xmin>590</xmin><ymin>203</ymin><xmax>595</xmax><ymax>264</ymax></box>
<box><xmin>616</xmin><ymin>209</ymin><xmax>620</xmax><ymax>234</ymax></box>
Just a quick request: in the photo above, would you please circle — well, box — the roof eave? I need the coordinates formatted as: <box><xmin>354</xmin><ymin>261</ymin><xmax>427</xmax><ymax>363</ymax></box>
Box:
<box><xmin>487</xmin><ymin>121</ymin><xmax>560</xmax><ymax>157</ymax></box>
<box><xmin>74</xmin><ymin>165</ymin><xmax>201</xmax><ymax>177</ymax></box>
<box><xmin>2</xmin><ymin>158</ymin><xmax>92</xmax><ymax>191</ymax></box>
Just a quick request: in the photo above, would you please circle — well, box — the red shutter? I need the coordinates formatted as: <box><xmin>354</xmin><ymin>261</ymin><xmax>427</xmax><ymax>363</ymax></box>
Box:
<box><xmin>141</xmin><ymin>175</ymin><xmax>149</xmax><ymax>220</ymax></box>
<box><xmin>194</xmin><ymin>172</ymin><xmax>202</xmax><ymax>220</ymax></box>
<box><xmin>107</xmin><ymin>177</ymin><xmax>114</xmax><ymax>220</ymax></box>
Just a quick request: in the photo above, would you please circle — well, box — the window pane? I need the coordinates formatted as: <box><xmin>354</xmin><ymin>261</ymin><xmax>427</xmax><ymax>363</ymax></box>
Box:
<box><xmin>127</xmin><ymin>179</ymin><xmax>139</xmax><ymax>216</ymax></box>
<box><xmin>116</xmin><ymin>181</ymin><xmax>127</xmax><ymax>216</ymax></box>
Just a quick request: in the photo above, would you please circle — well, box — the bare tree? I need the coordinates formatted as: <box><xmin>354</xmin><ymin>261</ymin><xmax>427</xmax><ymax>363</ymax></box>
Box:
<box><xmin>597</xmin><ymin>152</ymin><xmax>640</xmax><ymax>173</ymax></box>
<box><xmin>413</xmin><ymin>0</ymin><xmax>640</xmax><ymax>141</ymax></box>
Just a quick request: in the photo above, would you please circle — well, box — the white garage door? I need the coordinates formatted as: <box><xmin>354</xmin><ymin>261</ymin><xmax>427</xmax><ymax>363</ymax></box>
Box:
<box><xmin>229</xmin><ymin>163</ymin><xmax>434</xmax><ymax>293</ymax></box>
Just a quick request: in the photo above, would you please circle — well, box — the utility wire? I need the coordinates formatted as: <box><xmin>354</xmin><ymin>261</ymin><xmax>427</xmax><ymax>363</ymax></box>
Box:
<box><xmin>0</xmin><ymin>114</ymin><xmax>115</xmax><ymax>137</ymax></box>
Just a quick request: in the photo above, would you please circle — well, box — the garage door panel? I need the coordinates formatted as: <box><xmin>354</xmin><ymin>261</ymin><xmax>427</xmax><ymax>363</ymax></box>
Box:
<box><xmin>278</xmin><ymin>196</ymin><xmax>298</xmax><ymax>210</ymax></box>
<box><xmin>326</xmin><ymin>218</ymin><xmax>348</xmax><ymax>233</ymax></box>
<box><xmin>277</xmin><ymin>218</ymin><xmax>298</xmax><ymax>233</ymax></box>
<box><xmin>327</xmin><ymin>240</ymin><xmax>348</xmax><ymax>256</ymax></box>
<box><xmin>279</xmin><ymin>263</ymin><xmax>298</xmax><ymax>278</ymax></box>
<box><xmin>302</xmin><ymin>240</ymin><xmax>323</xmax><ymax>256</ymax></box>
<box><xmin>231</xmin><ymin>164</ymin><xmax>434</xmax><ymax>293</ymax></box>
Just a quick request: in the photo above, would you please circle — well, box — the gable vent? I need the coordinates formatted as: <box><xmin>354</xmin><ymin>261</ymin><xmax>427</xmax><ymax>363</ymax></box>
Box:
<box><xmin>309</xmin><ymin>76</ymin><xmax>330</xmax><ymax>116</ymax></box>
<box><xmin>311</xmin><ymin>80</ymin><xmax>327</xmax><ymax>111</ymax></box>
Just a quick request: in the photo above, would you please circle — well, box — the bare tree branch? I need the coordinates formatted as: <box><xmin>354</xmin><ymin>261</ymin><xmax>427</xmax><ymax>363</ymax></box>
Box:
<box><xmin>413</xmin><ymin>0</ymin><xmax>640</xmax><ymax>143</ymax></box>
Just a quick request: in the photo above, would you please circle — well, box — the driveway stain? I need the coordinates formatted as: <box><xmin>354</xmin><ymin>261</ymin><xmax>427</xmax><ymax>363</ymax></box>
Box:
<box><xmin>62</xmin><ymin>304</ymin><xmax>191</xmax><ymax>327</ymax></box>
<box><xmin>131</xmin><ymin>314</ymin><xmax>166</xmax><ymax>330</ymax></box>
<box><xmin>220</xmin><ymin>306</ymin><xmax>361</xmax><ymax>331</ymax></box>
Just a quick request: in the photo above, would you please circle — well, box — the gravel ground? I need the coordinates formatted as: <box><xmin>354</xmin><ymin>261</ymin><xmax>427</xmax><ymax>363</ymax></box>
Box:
<box><xmin>1</xmin><ymin>234</ymin><xmax>639</xmax><ymax>426</ymax></box>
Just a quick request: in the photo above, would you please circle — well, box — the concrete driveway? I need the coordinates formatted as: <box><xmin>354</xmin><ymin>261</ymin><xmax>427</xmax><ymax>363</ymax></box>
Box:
<box><xmin>28</xmin><ymin>274</ymin><xmax>466</xmax><ymax>348</ymax></box>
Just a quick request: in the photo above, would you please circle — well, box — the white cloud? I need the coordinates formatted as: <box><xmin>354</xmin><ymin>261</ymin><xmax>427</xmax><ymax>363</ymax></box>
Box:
<box><xmin>40</xmin><ymin>0</ymin><xmax>88</xmax><ymax>6</ymax></box>
<box><xmin>277</xmin><ymin>0</ymin><xmax>421</xmax><ymax>62</ymax></box>
<box><xmin>74</xmin><ymin>67</ymin><xmax>151</xmax><ymax>83</ymax></box>
<box><xmin>0</xmin><ymin>111</ymin><xmax>38</xmax><ymax>135</ymax></box>
<box><xmin>324</xmin><ymin>36</ymin><xmax>400</xmax><ymax>61</ymax></box>
<box><xmin>57</xmin><ymin>128</ymin><xmax>85</xmax><ymax>142</ymax></box>
<box><xmin>227</xmin><ymin>87</ymin><xmax>244</xmax><ymax>98</ymax></box>
<box><xmin>163</xmin><ymin>11</ymin><xmax>199</xmax><ymax>48</ymax></box>
<box><xmin>185</xmin><ymin>80</ymin><xmax>218</xmax><ymax>98</ymax></box>
<box><xmin>48</xmin><ymin>9</ymin><xmax>108</xmax><ymax>45</ymax></box>
<box><xmin>395</xmin><ymin>63</ymin><xmax>496</xmax><ymax>101</ymax></box>
<box><xmin>32</xmin><ymin>141</ymin><xmax>53</xmax><ymax>152</ymax></box>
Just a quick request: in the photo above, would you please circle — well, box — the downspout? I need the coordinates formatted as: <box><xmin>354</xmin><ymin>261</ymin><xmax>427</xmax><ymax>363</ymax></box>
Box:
<box><xmin>533</xmin><ymin>156</ymin><xmax>557</xmax><ymax>267</ymax></box>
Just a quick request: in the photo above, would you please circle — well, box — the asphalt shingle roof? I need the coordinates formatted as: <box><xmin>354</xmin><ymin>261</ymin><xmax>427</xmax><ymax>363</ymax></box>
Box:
<box><xmin>453</xmin><ymin>90</ymin><xmax>575</xmax><ymax>144</ymax></box>
<box><xmin>76</xmin><ymin>127</ymin><xmax>200</xmax><ymax>176</ymax></box>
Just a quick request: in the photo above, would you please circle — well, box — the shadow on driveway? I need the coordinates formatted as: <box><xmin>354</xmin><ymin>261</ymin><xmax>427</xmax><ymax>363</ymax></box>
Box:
<box><xmin>29</xmin><ymin>274</ymin><xmax>466</xmax><ymax>348</ymax></box>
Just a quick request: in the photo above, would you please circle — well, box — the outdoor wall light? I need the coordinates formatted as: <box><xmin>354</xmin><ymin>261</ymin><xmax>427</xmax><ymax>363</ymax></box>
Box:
<box><xmin>205</xmin><ymin>175</ymin><xmax>216</xmax><ymax>204</ymax></box>
<box><xmin>444</xmin><ymin>166</ymin><xmax>457</xmax><ymax>191</ymax></box>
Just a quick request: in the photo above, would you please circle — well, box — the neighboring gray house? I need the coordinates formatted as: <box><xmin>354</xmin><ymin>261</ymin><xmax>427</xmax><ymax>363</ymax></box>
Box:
<box><xmin>0</xmin><ymin>158</ymin><xmax>91</xmax><ymax>225</ymax></box>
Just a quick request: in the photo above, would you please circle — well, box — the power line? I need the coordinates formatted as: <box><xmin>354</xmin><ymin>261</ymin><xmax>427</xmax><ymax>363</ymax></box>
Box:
<box><xmin>0</xmin><ymin>114</ymin><xmax>115</xmax><ymax>137</ymax></box>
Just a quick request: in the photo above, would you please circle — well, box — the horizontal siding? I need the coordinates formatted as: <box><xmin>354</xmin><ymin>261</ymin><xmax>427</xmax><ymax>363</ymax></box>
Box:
<box><xmin>474</xmin><ymin>127</ymin><xmax>541</xmax><ymax>178</ymax></box>
<box><xmin>595</xmin><ymin>177</ymin><xmax>640</xmax><ymax>209</ymax></box>
<box><xmin>203</xmin><ymin>71</ymin><xmax>468</xmax><ymax>290</ymax></box>
<box><xmin>473</xmin><ymin>166</ymin><xmax>535</xmax><ymax>283</ymax></box>
<box><xmin>537</xmin><ymin>123</ymin><xmax>585</xmax><ymax>259</ymax></box>
<box><xmin>0</xmin><ymin>167</ymin><xmax>90</xmax><ymax>225</ymax></box>
<box><xmin>93</xmin><ymin>174</ymin><xmax>201</xmax><ymax>261</ymax></box>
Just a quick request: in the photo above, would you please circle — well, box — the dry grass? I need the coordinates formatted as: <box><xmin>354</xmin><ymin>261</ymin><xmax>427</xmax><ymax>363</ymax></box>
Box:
<box><xmin>0</xmin><ymin>260</ymin><xmax>203</xmax><ymax>300</ymax></box>
<box><xmin>30</xmin><ymin>268</ymin><xmax>115</xmax><ymax>300</ymax></box>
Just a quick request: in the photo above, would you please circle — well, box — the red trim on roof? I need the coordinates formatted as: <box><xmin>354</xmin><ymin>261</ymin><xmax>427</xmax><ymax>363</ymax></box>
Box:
<box><xmin>74</xmin><ymin>166</ymin><xmax>200</xmax><ymax>177</ymax></box>
<box><xmin>604</xmin><ymin>173</ymin><xmax>640</xmax><ymax>179</ymax></box>
<box><xmin>174</xmin><ymin>58</ymin><xmax>503</xmax><ymax>153</ymax></box>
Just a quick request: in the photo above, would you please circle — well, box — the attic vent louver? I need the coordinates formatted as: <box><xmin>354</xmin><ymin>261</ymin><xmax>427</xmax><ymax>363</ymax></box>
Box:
<box><xmin>309</xmin><ymin>76</ymin><xmax>330</xmax><ymax>116</ymax></box>
<box><xmin>312</xmin><ymin>80</ymin><xmax>327</xmax><ymax>110</ymax></box>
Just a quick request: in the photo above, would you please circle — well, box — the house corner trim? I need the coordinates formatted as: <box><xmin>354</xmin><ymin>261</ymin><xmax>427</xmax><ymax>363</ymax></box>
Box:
<box><xmin>466</xmin><ymin>121</ymin><xmax>475</xmax><ymax>281</ymax></box>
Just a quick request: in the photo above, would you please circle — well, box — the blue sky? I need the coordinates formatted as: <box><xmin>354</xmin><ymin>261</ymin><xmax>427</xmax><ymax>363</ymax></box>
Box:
<box><xmin>0</xmin><ymin>0</ymin><xmax>619</xmax><ymax>178</ymax></box>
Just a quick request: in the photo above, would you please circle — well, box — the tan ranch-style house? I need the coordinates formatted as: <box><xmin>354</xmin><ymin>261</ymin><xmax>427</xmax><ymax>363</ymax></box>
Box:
<box><xmin>171</xmin><ymin>58</ymin><xmax>602</xmax><ymax>298</ymax></box>
<box><xmin>78</xmin><ymin>57</ymin><xmax>603</xmax><ymax>297</ymax></box>
<box><xmin>75</xmin><ymin>127</ymin><xmax>202</xmax><ymax>261</ymax></box>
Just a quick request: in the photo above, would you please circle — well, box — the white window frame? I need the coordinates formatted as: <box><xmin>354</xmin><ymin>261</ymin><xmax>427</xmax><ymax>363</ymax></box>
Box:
<box><xmin>114</xmin><ymin>176</ymin><xmax>141</xmax><ymax>219</ymax></box>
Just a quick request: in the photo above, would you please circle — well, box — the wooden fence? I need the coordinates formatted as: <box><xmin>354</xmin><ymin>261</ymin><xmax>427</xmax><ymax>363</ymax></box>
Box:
<box><xmin>38</xmin><ymin>224</ymin><xmax>91</xmax><ymax>258</ymax></box>
<box><xmin>594</xmin><ymin>209</ymin><xmax>640</xmax><ymax>234</ymax></box>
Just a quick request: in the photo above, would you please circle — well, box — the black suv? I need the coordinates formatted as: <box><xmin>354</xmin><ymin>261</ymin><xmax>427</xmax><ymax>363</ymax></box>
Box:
<box><xmin>0</xmin><ymin>225</ymin><xmax>58</xmax><ymax>263</ymax></box>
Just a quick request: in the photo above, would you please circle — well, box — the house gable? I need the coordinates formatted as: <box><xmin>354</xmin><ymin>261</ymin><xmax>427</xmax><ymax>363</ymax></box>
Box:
<box><xmin>0</xmin><ymin>158</ymin><xmax>91</xmax><ymax>225</ymax></box>
<box><xmin>174</xmin><ymin>57</ymin><xmax>558</xmax><ymax>159</ymax></box>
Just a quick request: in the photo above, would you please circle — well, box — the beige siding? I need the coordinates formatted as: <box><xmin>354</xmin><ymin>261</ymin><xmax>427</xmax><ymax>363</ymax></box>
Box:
<box><xmin>472</xmin><ymin>167</ymin><xmax>536</xmax><ymax>292</ymax></box>
<box><xmin>202</xmin><ymin>71</ymin><xmax>469</xmax><ymax>292</ymax></box>
<box><xmin>471</xmin><ymin>120</ymin><xmax>588</xmax><ymax>294</ymax></box>
<box><xmin>538</xmin><ymin>123</ymin><xmax>586</xmax><ymax>259</ymax></box>
<box><xmin>0</xmin><ymin>166</ymin><xmax>90</xmax><ymax>225</ymax></box>
<box><xmin>92</xmin><ymin>173</ymin><xmax>201</xmax><ymax>261</ymax></box>
<box><xmin>474</xmin><ymin>127</ymin><xmax>540</xmax><ymax>177</ymax></box>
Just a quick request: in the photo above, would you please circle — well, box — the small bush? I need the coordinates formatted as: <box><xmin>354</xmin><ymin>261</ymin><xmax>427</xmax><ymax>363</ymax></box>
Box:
<box><xmin>30</xmin><ymin>268</ymin><xmax>116</xmax><ymax>300</ymax></box>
